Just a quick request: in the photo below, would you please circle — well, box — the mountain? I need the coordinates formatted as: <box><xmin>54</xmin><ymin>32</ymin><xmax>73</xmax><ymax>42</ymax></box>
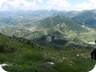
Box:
<box><xmin>58</xmin><ymin>11</ymin><xmax>80</xmax><ymax>18</ymax></box>
<box><xmin>36</xmin><ymin>15</ymin><xmax>88</xmax><ymax>39</ymax></box>
<box><xmin>0</xmin><ymin>10</ymin><xmax>58</xmax><ymax>25</ymax></box>
<box><xmin>0</xmin><ymin>13</ymin><xmax>87</xmax><ymax>39</ymax></box>
<box><xmin>0</xmin><ymin>10</ymin><xmax>96</xmax><ymax>42</ymax></box>
<box><xmin>0</xmin><ymin>13</ymin><xmax>93</xmax><ymax>42</ymax></box>
<box><xmin>72</xmin><ymin>9</ymin><xmax>96</xmax><ymax>28</ymax></box>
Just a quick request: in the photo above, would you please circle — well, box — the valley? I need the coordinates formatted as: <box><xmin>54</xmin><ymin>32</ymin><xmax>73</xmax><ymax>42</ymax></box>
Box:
<box><xmin>0</xmin><ymin>9</ymin><xmax>96</xmax><ymax>72</ymax></box>
<box><xmin>0</xmin><ymin>10</ymin><xmax>96</xmax><ymax>42</ymax></box>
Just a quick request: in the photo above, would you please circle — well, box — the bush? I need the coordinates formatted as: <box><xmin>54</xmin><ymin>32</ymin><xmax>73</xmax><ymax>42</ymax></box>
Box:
<box><xmin>23</xmin><ymin>52</ymin><xmax>44</xmax><ymax>62</ymax></box>
<box><xmin>0</xmin><ymin>44</ymin><xmax>16</xmax><ymax>53</ymax></box>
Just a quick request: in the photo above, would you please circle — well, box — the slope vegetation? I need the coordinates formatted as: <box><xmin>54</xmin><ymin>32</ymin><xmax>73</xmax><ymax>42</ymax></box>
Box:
<box><xmin>0</xmin><ymin>34</ymin><xmax>94</xmax><ymax>72</ymax></box>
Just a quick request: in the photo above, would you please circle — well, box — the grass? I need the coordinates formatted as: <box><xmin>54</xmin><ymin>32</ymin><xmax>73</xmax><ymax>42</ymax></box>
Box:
<box><xmin>79</xmin><ymin>32</ymin><xmax>96</xmax><ymax>41</ymax></box>
<box><xmin>0</xmin><ymin>34</ymin><xmax>95</xmax><ymax>72</ymax></box>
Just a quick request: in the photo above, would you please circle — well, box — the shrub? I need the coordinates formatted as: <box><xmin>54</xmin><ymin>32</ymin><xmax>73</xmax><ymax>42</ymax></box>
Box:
<box><xmin>0</xmin><ymin>44</ymin><xmax>16</xmax><ymax>53</ymax></box>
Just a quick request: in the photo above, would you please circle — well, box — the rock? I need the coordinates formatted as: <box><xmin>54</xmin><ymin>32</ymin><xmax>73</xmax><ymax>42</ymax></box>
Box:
<box><xmin>77</xmin><ymin>54</ymin><xmax>79</xmax><ymax>57</ymax></box>
<box><xmin>47</xmin><ymin>62</ymin><xmax>54</xmax><ymax>65</ymax></box>
<box><xmin>0</xmin><ymin>63</ymin><xmax>8</xmax><ymax>72</ymax></box>
<box><xmin>89</xmin><ymin>64</ymin><xmax>96</xmax><ymax>72</ymax></box>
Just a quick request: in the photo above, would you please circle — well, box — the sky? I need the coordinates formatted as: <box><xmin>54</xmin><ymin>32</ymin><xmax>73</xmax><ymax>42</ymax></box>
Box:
<box><xmin>0</xmin><ymin>0</ymin><xmax>96</xmax><ymax>11</ymax></box>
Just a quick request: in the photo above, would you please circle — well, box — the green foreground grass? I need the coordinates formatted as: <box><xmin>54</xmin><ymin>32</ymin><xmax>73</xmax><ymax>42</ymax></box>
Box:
<box><xmin>0</xmin><ymin>34</ymin><xmax>95</xmax><ymax>72</ymax></box>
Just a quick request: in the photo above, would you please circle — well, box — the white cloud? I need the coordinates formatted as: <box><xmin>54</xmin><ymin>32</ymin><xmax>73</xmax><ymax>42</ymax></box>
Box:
<box><xmin>0</xmin><ymin>0</ymin><xmax>7</xmax><ymax>7</ymax></box>
<box><xmin>38</xmin><ymin>0</ymin><xmax>44</xmax><ymax>3</ymax></box>
<box><xmin>89</xmin><ymin>0</ymin><xmax>96</xmax><ymax>9</ymax></box>
<box><xmin>74</xmin><ymin>2</ymin><xmax>91</xmax><ymax>11</ymax></box>
<box><xmin>72</xmin><ymin>0</ymin><xmax>96</xmax><ymax>11</ymax></box>
<box><xmin>0</xmin><ymin>0</ymin><xmax>71</xmax><ymax>11</ymax></box>
<box><xmin>46</xmin><ymin>0</ymin><xmax>70</xmax><ymax>10</ymax></box>
<box><xmin>0</xmin><ymin>0</ymin><xmax>7</xmax><ymax>5</ymax></box>
<box><xmin>17</xmin><ymin>0</ymin><xmax>39</xmax><ymax>10</ymax></box>
<box><xmin>0</xmin><ymin>0</ymin><xmax>39</xmax><ymax>11</ymax></box>
<box><xmin>0</xmin><ymin>0</ymin><xmax>96</xmax><ymax>11</ymax></box>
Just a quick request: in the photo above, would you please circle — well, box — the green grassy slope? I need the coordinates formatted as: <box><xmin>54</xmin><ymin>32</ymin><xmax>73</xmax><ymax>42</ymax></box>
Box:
<box><xmin>38</xmin><ymin>15</ymin><xmax>87</xmax><ymax>32</ymax></box>
<box><xmin>0</xmin><ymin>34</ymin><xmax>95</xmax><ymax>72</ymax></box>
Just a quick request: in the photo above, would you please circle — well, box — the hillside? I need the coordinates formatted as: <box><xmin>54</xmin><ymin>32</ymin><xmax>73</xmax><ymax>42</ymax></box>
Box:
<box><xmin>32</xmin><ymin>15</ymin><xmax>88</xmax><ymax>40</ymax></box>
<box><xmin>0</xmin><ymin>34</ymin><xmax>95</xmax><ymax>72</ymax></box>
<box><xmin>0</xmin><ymin>14</ymin><xmax>88</xmax><ymax>39</ymax></box>
<box><xmin>0</xmin><ymin>10</ymin><xmax>96</xmax><ymax>41</ymax></box>
<box><xmin>38</xmin><ymin>15</ymin><xmax>87</xmax><ymax>32</ymax></box>
<box><xmin>72</xmin><ymin>10</ymin><xmax>96</xmax><ymax>28</ymax></box>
